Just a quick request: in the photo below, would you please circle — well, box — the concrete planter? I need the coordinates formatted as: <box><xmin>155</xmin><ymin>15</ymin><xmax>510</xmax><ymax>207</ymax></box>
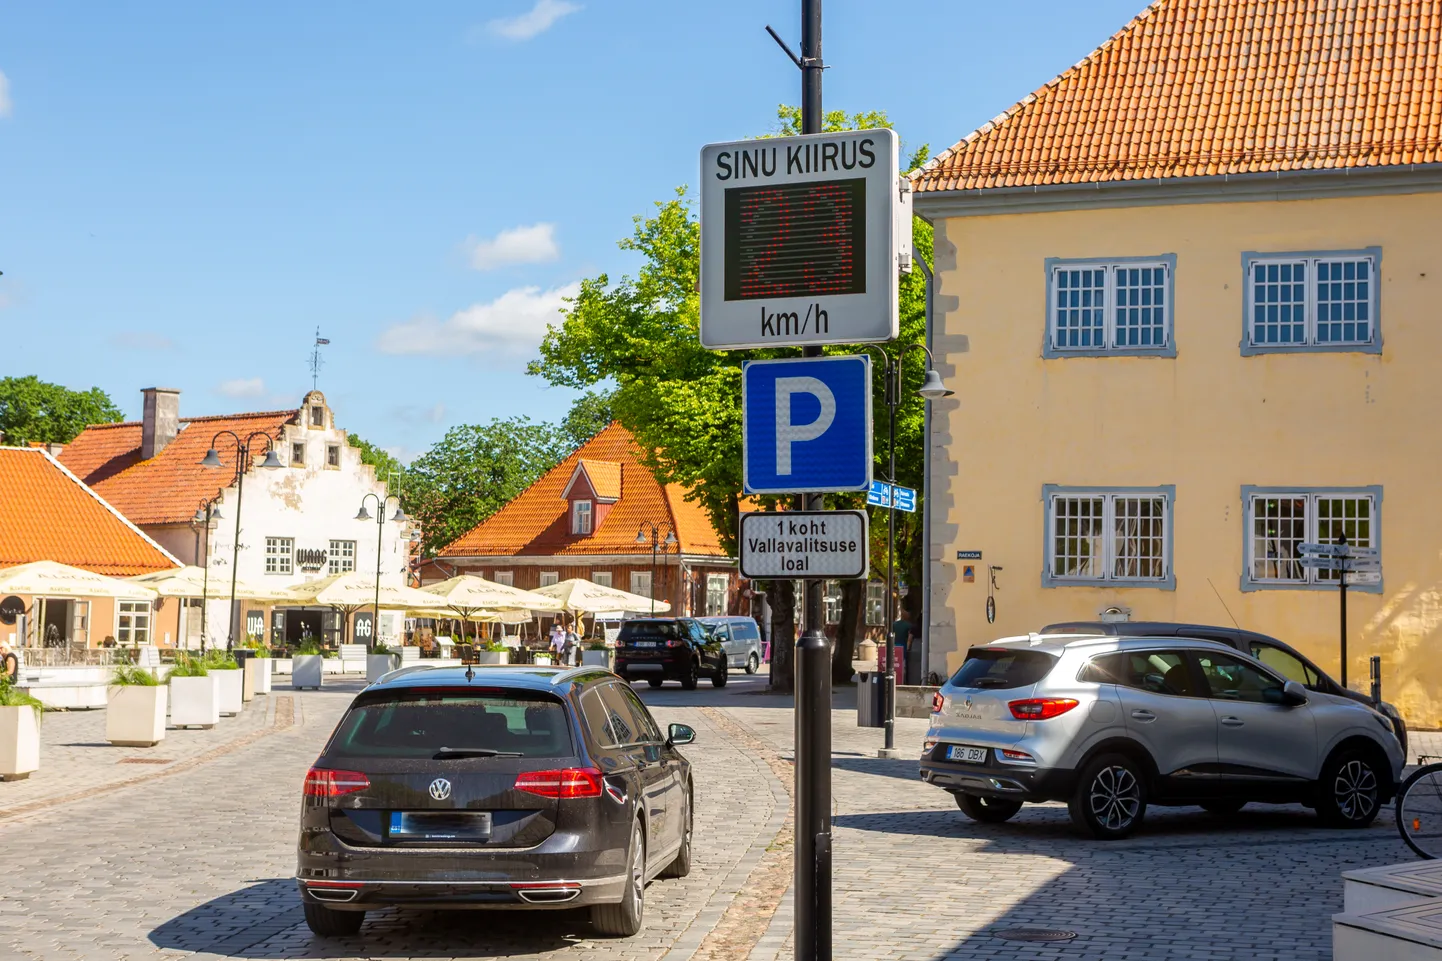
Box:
<box><xmin>532</xmin><ymin>654</ymin><xmax>553</xmax><ymax>666</ymax></box>
<box><xmin>243</xmin><ymin>657</ymin><xmax>272</xmax><ymax>699</ymax></box>
<box><xmin>273</xmin><ymin>658</ymin><xmax>293</xmax><ymax>675</ymax></box>
<box><xmin>581</xmin><ymin>650</ymin><xmax>610</xmax><ymax>669</ymax></box>
<box><xmin>213</xmin><ymin>668</ymin><xmax>243</xmax><ymax>716</ymax></box>
<box><xmin>170</xmin><ymin>675</ymin><xmax>220</xmax><ymax>728</ymax></box>
<box><xmin>476</xmin><ymin>651</ymin><xmax>509</xmax><ymax>666</ymax></box>
<box><xmin>0</xmin><ymin>705</ymin><xmax>40</xmax><ymax>780</ymax></box>
<box><xmin>106</xmin><ymin>685</ymin><xmax>167</xmax><ymax>747</ymax></box>
<box><xmin>292</xmin><ymin>655</ymin><xmax>323</xmax><ymax>690</ymax></box>
<box><xmin>366</xmin><ymin>654</ymin><xmax>401</xmax><ymax>684</ymax></box>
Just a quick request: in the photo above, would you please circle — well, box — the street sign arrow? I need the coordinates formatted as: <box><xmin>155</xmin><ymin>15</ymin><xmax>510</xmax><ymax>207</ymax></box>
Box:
<box><xmin>891</xmin><ymin>485</ymin><xmax>916</xmax><ymax>513</ymax></box>
<box><xmin>1298</xmin><ymin>556</ymin><xmax>1381</xmax><ymax>571</ymax></box>
<box><xmin>1344</xmin><ymin>571</ymin><xmax>1382</xmax><ymax>585</ymax></box>
<box><xmin>1298</xmin><ymin>543</ymin><xmax>1379</xmax><ymax>558</ymax></box>
<box><xmin>866</xmin><ymin>480</ymin><xmax>891</xmax><ymax>508</ymax></box>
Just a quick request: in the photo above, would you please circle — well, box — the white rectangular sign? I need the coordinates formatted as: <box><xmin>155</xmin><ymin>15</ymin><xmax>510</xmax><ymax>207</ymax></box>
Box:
<box><xmin>1344</xmin><ymin>571</ymin><xmax>1382</xmax><ymax>585</ymax></box>
<box><xmin>699</xmin><ymin>128</ymin><xmax>901</xmax><ymax>350</ymax></box>
<box><xmin>739</xmin><ymin>511</ymin><xmax>868</xmax><ymax>580</ymax></box>
<box><xmin>1298</xmin><ymin>543</ymin><xmax>1379</xmax><ymax>559</ymax></box>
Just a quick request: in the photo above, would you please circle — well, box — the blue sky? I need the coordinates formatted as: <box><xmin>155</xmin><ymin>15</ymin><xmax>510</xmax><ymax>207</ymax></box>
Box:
<box><xmin>0</xmin><ymin>0</ymin><xmax>1145</xmax><ymax>461</ymax></box>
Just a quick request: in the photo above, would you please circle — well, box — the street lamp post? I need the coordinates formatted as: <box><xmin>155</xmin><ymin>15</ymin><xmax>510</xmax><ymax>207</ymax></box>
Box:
<box><xmin>865</xmin><ymin>344</ymin><xmax>953</xmax><ymax>758</ymax></box>
<box><xmin>200</xmin><ymin>431</ymin><xmax>283</xmax><ymax>650</ymax></box>
<box><xmin>190</xmin><ymin>497</ymin><xmax>223</xmax><ymax>652</ymax></box>
<box><xmin>356</xmin><ymin>492</ymin><xmax>406</xmax><ymax>651</ymax></box>
<box><xmin>635</xmin><ymin>524</ymin><xmax>677</xmax><ymax>615</ymax></box>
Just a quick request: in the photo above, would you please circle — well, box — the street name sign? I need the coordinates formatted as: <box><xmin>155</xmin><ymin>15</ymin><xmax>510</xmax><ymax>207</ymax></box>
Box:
<box><xmin>742</xmin><ymin>355</ymin><xmax>872</xmax><ymax>494</ymax></box>
<box><xmin>699</xmin><ymin>128</ymin><xmax>902</xmax><ymax>350</ymax></box>
<box><xmin>1299</xmin><ymin>543</ymin><xmax>1379</xmax><ymax>559</ymax></box>
<box><xmin>739</xmin><ymin>511</ymin><xmax>868</xmax><ymax>580</ymax></box>
<box><xmin>1298</xmin><ymin>555</ymin><xmax>1381</xmax><ymax>571</ymax></box>
<box><xmin>1344</xmin><ymin>571</ymin><xmax>1382</xmax><ymax>585</ymax></box>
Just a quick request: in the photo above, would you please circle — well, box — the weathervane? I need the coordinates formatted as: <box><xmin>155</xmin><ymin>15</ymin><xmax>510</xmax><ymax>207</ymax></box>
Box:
<box><xmin>309</xmin><ymin>328</ymin><xmax>330</xmax><ymax>390</ymax></box>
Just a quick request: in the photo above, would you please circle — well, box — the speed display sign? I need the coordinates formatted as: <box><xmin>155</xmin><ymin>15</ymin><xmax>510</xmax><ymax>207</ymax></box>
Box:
<box><xmin>699</xmin><ymin>128</ymin><xmax>903</xmax><ymax>350</ymax></box>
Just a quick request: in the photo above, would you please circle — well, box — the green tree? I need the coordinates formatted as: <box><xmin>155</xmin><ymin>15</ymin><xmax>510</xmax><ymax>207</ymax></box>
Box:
<box><xmin>405</xmin><ymin>417</ymin><xmax>570</xmax><ymax>555</ymax></box>
<box><xmin>347</xmin><ymin>433</ymin><xmax>404</xmax><ymax>486</ymax></box>
<box><xmin>558</xmin><ymin>389</ymin><xmax>615</xmax><ymax>450</ymax></box>
<box><xmin>532</xmin><ymin>107</ymin><xmax>933</xmax><ymax>687</ymax></box>
<box><xmin>0</xmin><ymin>376</ymin><xmax>123</xmax><ymax>445</ymax></box>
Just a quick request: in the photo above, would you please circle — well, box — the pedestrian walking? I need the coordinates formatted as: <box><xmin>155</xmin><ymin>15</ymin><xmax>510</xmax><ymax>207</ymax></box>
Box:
<box><xmin>563</xmin><ymin>621</ymin><xmax>582</xmax><ymax>666</ymax></box>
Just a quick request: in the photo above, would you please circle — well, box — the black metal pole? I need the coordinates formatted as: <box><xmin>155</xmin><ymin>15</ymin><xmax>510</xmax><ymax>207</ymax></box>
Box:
<box><xmin>883</xmin><ymin>360</ymin><xmax>898</xmax><ymax>754</ymax></box>
<box><xmin>1339</xmin><ymin>534</ymin><xmax>1348</xmax><ymax>689</ymax></box>
<box><xmin>200</xmin><ymin>504</ymin><xmax>212</xmax><ymax>652</ymax></box>
<box><xmin>651</xmin><ymin>526</ymin><xmax>658</xmax><ymax>616</ymax></box>
<box><xmin>795</xmin><ymin>2</ymin><xmax>831</xmax><ymax>960</ymax></box>
<box><xmin>373</xmin><ymin>501</ymin><xmax>385</xmax><ymax>652</ymax></box>
<box><xmin>227</xmin><ymin>452</ymin><xmax>246</xmax><ymax>651</ymax></box>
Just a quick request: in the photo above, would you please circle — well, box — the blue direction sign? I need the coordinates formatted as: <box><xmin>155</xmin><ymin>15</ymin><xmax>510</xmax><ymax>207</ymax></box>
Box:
<box><xmin>867</xmin><ymin>481</ymin><xmax>917</xmax><ymax>512</ymax></box>
<box><xmin>892</xmin><ymin>485</ymin><xmax>916</xmax><ymax>512</ymax></box>
<box><xmin>743</xmin><ymin>355</ymin><xmax>872</xmax><ymax>495</ymax></box>
<box><xmin>867</xmin><ymin>480</ymin><xmax>891</xmax><ymax>507</ymax></box>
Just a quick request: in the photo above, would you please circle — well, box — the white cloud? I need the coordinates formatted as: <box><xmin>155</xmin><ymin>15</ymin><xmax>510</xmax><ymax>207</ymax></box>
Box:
<box><xmin>0</xmin><ymin>70</ymin><xmax>11</xmax><ymax>119</ymax></box>
<box><xmin>377</xmin><ymin>282</ymin><xmax>579</xmax><ymax>357</ymax></box>
<box><xmin>215</xmin><ymin>377</ymin><xmax>266</xmax><ymax>398</ymax></box>
<box><xmin>464</xmin><ymin>223</ymin><xmax>559</xmax><ymax>270</ymax></box>
<box><xmin>486</xmin><ymin>0</ymin><xmax>581</xmax><ymax>41</ymax></box>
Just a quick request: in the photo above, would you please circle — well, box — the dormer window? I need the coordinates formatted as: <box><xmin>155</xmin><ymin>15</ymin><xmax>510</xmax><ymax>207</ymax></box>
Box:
<box><xmin>572</xmin><ymin>499</ymin><xmax>593</xmax><ymax>535</ymax></box>
<box><xmin>310</xmin><ymin>405</ymin><xmax>325</xmax><ymax>428</ymax></box>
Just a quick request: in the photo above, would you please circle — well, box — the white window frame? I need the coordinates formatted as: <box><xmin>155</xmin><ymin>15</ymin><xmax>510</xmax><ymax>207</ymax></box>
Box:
<box><xmin>1044</xmin><ymin>256</ymin><xmax>1176</xmax><ymax>357</ymax></box>
<box><xmin>290</xmin><ymin>441</ymin><xmax>306</xmax><ymax>466</ymax></box>
<box><xmin>1242</xmin><ymin>248</ymin><xmax>1381</xmax><ymax>354</ymax></box>
<box><xmin>1242</xmin><ymin>486</ymin><xmax>1381</xmax><ymax>592</ymax></box>
<box><xmin>572</xmin><ymin>499</ymin><xmax>593</xmax><ymax>535</ymax></box>
<box><xmin>823</xmin><ymin>580</ymin><xmax>843</xmax><ymax>625</ymax></box>
<box><xmin>325</xmin><ymin>444</ymin><xmax>341</xmax><ymax>469</ymax></box>
<box><xmin>630</xmin><ymin>571</ymin><xmax>652</xmax><ymax>599</ymax></box>
<box><xmin>265</xmin><ymin>537</ymin><xmax>294</xmax><ymax>575</ymax></box>
<box><xmin>705</xmin><ymin>574</ymin><xmax>728</xmax><ymax>617</ymax></box>
<box><xmin>328</xmin><ymin>539</ymin><xmax>356</xmax><ymax>575</ymax></box>
<box><xmin>1043</xmin><ymin>486</ymin><xmax>1175</xmax><ymax>589</ymax></box>
<box><xmin>117</xmin><ymin>600</ymin><xmax>151</xmax><ymax>646</ymax></box>
<box><xmin>865</xmin><ymin>581</ymin><xmax>885</xmax><ymax>626</ymax></box>
<box><xmin>592</xmin><ymin>571</ymin><xmax>613</xmax><ymax>588</ymax></box>
<box><xmin>493</xmin><ymin>571</ymin><xmax>514</xmax><ymax>587</ymax></box>
<box><xmin>539</xmin><ymin>571</ymin><xmax>560</xmax><ymax>588</ymax></box>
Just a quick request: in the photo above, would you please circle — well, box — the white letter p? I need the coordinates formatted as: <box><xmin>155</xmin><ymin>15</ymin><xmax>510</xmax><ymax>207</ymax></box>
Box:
<box><xmin>775</xmin><ymin>376</ymin><xmax>836</xmax><ymax>475</ymax></box>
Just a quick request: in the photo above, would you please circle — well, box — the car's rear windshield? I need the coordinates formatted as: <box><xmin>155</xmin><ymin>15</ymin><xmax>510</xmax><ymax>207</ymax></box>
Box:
<box><xmin>328</xmin><ymin>690</ymin><xmax>573</xmax><ymax>759</ymax></box>
<box><xmin>619</xmin><ymin>621</ymin><xmax>683</xmax><ymax>640</ymax></box>
<box><xmin>950</xmin><ymin>647</ymin><xmax>1058</xmax><ymax>690</ymax></box>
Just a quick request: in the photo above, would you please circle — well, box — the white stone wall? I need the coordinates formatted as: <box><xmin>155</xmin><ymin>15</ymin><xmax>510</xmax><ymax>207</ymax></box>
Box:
<box><xmin>198</xmin><ymin>392</ymin><xmax>408</xmax><ymax>647</ymax></box>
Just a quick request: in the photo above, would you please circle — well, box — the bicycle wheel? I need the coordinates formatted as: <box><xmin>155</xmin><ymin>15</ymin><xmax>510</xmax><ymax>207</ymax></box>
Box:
<box><xmin>1397</xmin><ymin>763</ymin><xmax>1442</xmax><ymax>860</ymax></box>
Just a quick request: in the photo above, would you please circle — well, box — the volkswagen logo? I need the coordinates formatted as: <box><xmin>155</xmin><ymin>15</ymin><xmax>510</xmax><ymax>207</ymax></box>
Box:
<box><xmin>428</xmin><ymin>778</ymin><xmax>452</xmax><ymax>801</ymax></box>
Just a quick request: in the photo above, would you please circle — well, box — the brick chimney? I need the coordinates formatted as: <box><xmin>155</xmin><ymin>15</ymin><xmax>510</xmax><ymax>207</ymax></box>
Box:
<box><xmin>141</xmin><ymin>388</ymin><xmax>181</xmax><ymax>460</ymax></box>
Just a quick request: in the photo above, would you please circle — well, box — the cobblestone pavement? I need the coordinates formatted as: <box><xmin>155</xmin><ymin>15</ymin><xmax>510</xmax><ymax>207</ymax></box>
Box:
<box><xmin>0</xmin><ymin>676</ymin><xmax>784</xmax><ymax>961</ymax></box>
<box><xmin>0</xmin><ymin>673</ymin><xmax>1429</xmax><ymax>961</ymax></box>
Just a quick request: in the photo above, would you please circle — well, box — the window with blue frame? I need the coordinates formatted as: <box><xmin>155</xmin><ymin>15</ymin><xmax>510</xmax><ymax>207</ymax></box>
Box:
<box><xmin>1047</xmin><ymin>258</ymin><xmax>1173</xmax><ymax>355</ymax></box>
<box><xmin>1244</xmin><ymin>250</ymin><xmax>1379</xmax><ymax>352</ymax></box>
<box><xmin>1044</xmin><ymin>487</ymin><xmax>1174</xmax><ymax>588</ymax></box>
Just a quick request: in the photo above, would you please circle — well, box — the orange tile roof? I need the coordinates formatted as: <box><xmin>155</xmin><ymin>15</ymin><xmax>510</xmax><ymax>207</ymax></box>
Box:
<box><xmin>0</xmin><ymin>448</ymin><xmax>180</xmax><ymax>576</ymax></box>
<box><xmin>440</xmin><ymin>423</ymin><xmax>730</xmax><ymax>559</ymax></box>
<box><xmin>59</xmin><ymin>410</ymin><xmax>298</xmax><ymax>526</ymax></box>
<box><xmin>574</xmin><ymin>460</ymin><xmax>622</xmax><ymax>501</ymax></box>
<box><xmin>914</xmin><ymin>0</ymin><xmax>1442</xmax><ymax>193</ymax></box>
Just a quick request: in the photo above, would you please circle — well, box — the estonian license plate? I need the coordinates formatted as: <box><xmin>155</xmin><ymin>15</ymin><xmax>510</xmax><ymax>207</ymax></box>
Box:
<box><xmin>632</xmin><ymin>640</ymin><xmax>658</xmax><ymax>648</ymax></box>
<box><xmin>392</xmin><ymin>811</ymin><xmax>493</xmax><ymax>840</ymax></box>
<box><xmin>946</xmin><ymin>745</ymin><xmax>989</xmax><ymax>764</ymax></box>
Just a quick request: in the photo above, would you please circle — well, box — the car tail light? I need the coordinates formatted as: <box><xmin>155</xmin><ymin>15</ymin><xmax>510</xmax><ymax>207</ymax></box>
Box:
<box><xmin>665</xmin><ymin>639</ymin><xmax>684</xmax><ymax>648</ymax></box>
<box><xmin>304</xmin><ymin>768</ymin><xmax>370</xmax><ymax>797</ymax></box>
<box><xmin>930</xmin><ymin>692</ymin><xmax>945</xmax><ymax>713</ymax></box>
<box><xmin>1007</xmin><ymin>698</ymin><xmax>1079</xmax><ymax>720</ymax></box>
<box><xmin>514</xmin><ymin>767</ymin><xmax>604</xmax><ymax>798</ymax></box>
<box><xmin>923</xmin><ymin>739</ymin><xmax>937</xmax><ymax>753</ymax></box>
<box><xmin>998</xmin><ymin>749</ymin><xmax>1035</xmax><ymax>761</ymax></box>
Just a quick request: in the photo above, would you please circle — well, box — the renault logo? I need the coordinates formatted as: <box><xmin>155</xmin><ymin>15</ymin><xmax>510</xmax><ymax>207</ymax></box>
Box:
<box><xmin>964</xmin><ymin>696</ymin><xmax>973</xmax><ymax>709</ymax></box>
<box><xmin>428</xmin><ymin>778</ymin><xmax>452</xmax><ymax>801</ymax></box>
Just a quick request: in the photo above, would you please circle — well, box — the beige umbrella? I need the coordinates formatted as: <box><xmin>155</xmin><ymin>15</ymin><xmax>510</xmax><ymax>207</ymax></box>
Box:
<box><xmin>281</xmin><ymin>572</ymin><xmax>449</xmax><ymax>644</ymax></box>
<box><xmin>532</xmin><ymin>578</ymin><xmax>670</xmax><ymax>615</ymax></box>
<box><xmin>0</xmin><ymin>561</ymin><xmax>157</xmax><ymax>600</ymax></box>
<box><xmin>127</xmin><ymin>566</ymin><xmax>288</xmax><ymax>601</ymax></box>
<box><xmin>420</xmin><ymin>575</ymin><xmax>560</xmax><ymax>645</ymax></box>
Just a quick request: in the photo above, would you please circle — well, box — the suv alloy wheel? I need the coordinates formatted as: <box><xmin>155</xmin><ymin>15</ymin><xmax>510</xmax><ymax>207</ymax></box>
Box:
<box><xmin>680</xmin><ymin>658</ymin><xmax>699</xmax><ymax>691</ymax></box>
<box><xmin>745</xmin><ymin>652</ymin><xmax>759</xmax><ymax>674</ymax></box>
<box><xmin>1070</xmin><ymin>753</ymin><xmax>1148</xmax><ymax>840</ymax></box>
<box><xmin>1317</xmin><ymin>748</ymin><xmax>1383</xmax><ymax>828</ymax></box>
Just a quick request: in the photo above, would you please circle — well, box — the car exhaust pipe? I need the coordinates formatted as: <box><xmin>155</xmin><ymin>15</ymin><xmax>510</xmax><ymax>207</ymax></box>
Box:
<box><xmin>307</xmin><ymin>887</ymin><xmax>359</xmax><ymax>903</ymax></box>
<box><xmin>513</xmin><ymin>884</ymin><xmax>581</xmax><ymax>904</ymax></box>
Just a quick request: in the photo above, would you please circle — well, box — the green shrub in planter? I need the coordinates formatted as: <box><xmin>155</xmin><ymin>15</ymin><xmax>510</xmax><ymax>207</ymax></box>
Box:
<box><xmin>168</xmin><ymin>654</ymin><xmax>209</xmax><ymax>678</ymax></box>
<box><xmin>585</xmin><ymin>641</ymin><xmax>608</xmax><ymax>651</ymax></box>
<box><xmin>0</xmin><ymin>675</ymin><xmax>43</xmax><ymax>718</ymax></box>
<box><xmin>111</xmin><ymin>664</ymin><xmax>160</xmax><ymax>686</ymax></box>
<box><xmin>294</xmin><ymin>640</ymin><xmax>323</xmax><ymax>657</ymax></box>
<box><xmin>204</xmin><ymin>651</ymin><xmax>240</xmax><ymax>670</ymax></box>
<box><xmin>371</xmin><ymin>642</ymin><xmax>395</xmax><ymax>656</ymax></box>
<box><xmin>484</xmin><ymin>641</ymin><xmax>507</xmax><ymax>653</ymax></box>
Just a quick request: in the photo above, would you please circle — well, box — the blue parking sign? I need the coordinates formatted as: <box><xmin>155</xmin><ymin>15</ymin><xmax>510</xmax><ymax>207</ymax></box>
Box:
<box><xmin>743</xmin><ymin>355</ymin><xmax>872</xmax><ymax>495</ymax></box>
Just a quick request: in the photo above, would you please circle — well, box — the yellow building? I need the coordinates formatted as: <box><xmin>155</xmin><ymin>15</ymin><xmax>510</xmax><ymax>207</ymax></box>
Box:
<box><xmin>913</xmin><ymin>0</ymin><xmax>1442</xmax><ymax>727</ymax></box>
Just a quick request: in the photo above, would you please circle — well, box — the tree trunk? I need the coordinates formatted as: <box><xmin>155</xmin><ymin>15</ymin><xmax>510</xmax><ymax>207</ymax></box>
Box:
<box><xmin>765</xmin><ymin>579</ymin><xmax>796</xmax><ymax>693</ymax></box>
<box><xmin>833</xmin><ymin>579</ymin><xmax>864</xmax><ymax>684</ymax></box>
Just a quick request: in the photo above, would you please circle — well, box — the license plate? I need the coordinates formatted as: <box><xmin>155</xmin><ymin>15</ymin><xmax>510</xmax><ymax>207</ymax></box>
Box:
<box><xmin>946</xmin><ymin>745</ymin><xmax>989</xmax><ymax>764</ymax></box>
<box><xmin>632</xmin><ymin>641</ymin><xmax>658</xmax><ymax>648</ymax></box>
<box><xmin>391</xmin><ymin>811</ymin><xmax>493</xmax><ymax>840</ymax></box>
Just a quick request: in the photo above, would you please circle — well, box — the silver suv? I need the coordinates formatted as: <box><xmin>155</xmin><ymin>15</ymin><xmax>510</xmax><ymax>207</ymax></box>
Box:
<box><xmin>920</xmin><ymin>634</ymin><xmax>1404</xmax><ymax>839</ymax></box>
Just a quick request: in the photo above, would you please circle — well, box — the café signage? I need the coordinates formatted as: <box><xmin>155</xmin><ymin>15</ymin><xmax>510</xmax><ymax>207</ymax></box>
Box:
<box><xmin>295</xmin><ymin>548</ymin><xmax>328</xmax><ymax>572</ymax></box>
